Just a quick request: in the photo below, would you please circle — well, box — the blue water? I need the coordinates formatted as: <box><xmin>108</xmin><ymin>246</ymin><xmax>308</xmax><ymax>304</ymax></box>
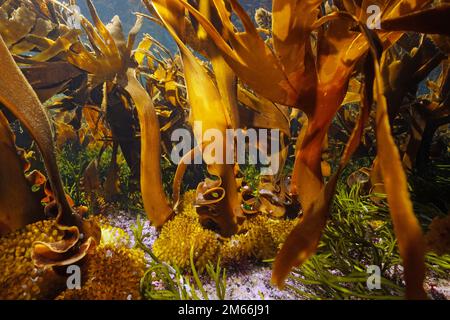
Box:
<box><xmin>77</xmin><ymin>0</ymin><xmax>272</xmax><ymax>53</ymax></box>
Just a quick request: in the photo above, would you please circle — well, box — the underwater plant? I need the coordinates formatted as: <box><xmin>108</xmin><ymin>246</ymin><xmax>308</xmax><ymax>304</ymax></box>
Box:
<box><xmin>0</xmin><ymin>0</ymin><xmax>449</xmax><ymax>301</ymax></box>
<box><xmin>0</xmin><ymin>31</ymin><xmax>100</xmax><ymax>270</ymax></box>
<box><xmin>151</xmin><ymin>0</ymin><xmax>449</xmax><ymax>299</ymax></box>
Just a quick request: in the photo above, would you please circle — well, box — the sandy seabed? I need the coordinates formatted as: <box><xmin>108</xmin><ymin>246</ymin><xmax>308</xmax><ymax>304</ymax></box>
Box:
<box><xmin>105</xmin><ymin>210</ymin><xmax>450</xmax><ymax>300</ymax></box>
<box><xmin>105</xmin><ymin>210</ymin><xmax>301</xmax><ymax>300</ymax></box>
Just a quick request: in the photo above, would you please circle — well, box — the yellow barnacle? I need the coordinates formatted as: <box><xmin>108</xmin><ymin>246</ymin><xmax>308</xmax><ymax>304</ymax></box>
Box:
<box><xmin>99</xmin><ymin>224</ymin><xmax>131</xmax><ymax>248</ymax></box>
<box><xmin>221</xmin><ymin>215</ymin><xmax>298</xmax><ymax>263</ymax></box>
<box><xmin>153</xmin><ymin>214</ymin><xmax>221</xmax><ymax>272</ymax></box>
<box><xmin>56</xmin><ymin>245</ymin><xmax>146</xmax><ymax>300</ymax></box>
<box><xmin>0</xmin><ymin>219</ymin><xmax>65</xmax><ymax>300</ymax></box>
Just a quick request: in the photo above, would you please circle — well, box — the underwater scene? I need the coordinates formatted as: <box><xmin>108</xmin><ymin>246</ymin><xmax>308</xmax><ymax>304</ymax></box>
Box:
<box><xmin>0</xmin><ymin>0</ymin><xmax>449</xmax><ymax>302</ymax></box>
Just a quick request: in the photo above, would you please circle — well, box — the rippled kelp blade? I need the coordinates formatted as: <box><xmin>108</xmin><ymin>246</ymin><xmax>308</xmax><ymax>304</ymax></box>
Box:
<box><xmin>0</xmin><ymin>35</ymin><xmax>72</xmax><ymax>220</ymax></box>
<box><xmin>150</xmin><ymin>0</ymin><xmax>242</xmax><ymax>235</ymax></box>
<box><xmin>0</xmin><ymin>111</ymin><xmax>44</xmax><ymax>235</ymax></box>
<box><xmin>1</xmin><ymin>34</ymin><xmax>100</xmax><ymax>268</ymax></box>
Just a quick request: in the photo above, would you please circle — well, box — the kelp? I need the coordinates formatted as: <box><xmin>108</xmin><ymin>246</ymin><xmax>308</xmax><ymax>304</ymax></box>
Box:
<box><xmin>0</xmin><ymin>34</ymin><xmax>100</xmax><ymax>268</ymax></box>
<box><xmin>0</xmin><ymin>0</ymin><xmax>448</xmax><ymax>300</ymax></box>
<box><xmin>148</xmin><ymin>0</ymin><xmax>300</xmax><ymax>235</ymax></box>
<box><xmin>161</xmin><ymin>0</ymin><xmax>444</xmax><ymax>298</ymax></box>
<box><xmin>0</xmin><ymin>0</ymin><xmax>57</xmax><ymax>54</ymax></box>
<box><xmin>0</xmin><ymin>110</ymin><xmax>44</xmax><ymax>235</ymax></box>
<box><xmin>380</xmin><ymin>4</ymin><xmax>450</xmax><ymax>36</ymax></box>
<box><xmin>40</xmin><ymin>0</ymin><xmax>174</xmax><ymax>227</ymax></box>
<box><xmin>148</xmin><ymin>0</ymin><xmax>244</xmax><ymax>236</ymax></box>
<box><xmin>369</xmin><ymin>28</ymin><xmax>427</xmax><ymax>300</ymax></box>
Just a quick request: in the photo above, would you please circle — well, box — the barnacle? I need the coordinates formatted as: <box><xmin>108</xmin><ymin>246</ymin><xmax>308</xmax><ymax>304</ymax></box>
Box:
<box><xmin>56</xmin><ymin>244</ymin><xmax>146</xmax><ymax>300</ymax></box>
<box><xmin>154</xmin><ymin>191</ymin><xmax>298</xmax><ymax>269</ymax></box>
<box><xmin>153</xmin><ymin>214</ymin><xmax>221</xmax><ymax>272</ymax></box>
<box><xmin>221</xmin><ymin>215</ymin><xmax>298</xmax><ymax>263</ymax></box>
<box><xmin>0</xmin><ymin>220</ymin><xmax>65</xmax><ymax>300</ymax></box>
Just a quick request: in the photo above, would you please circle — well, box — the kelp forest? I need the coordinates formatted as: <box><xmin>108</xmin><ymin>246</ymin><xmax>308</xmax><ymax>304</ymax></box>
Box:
<box><xmin>0</xmin><ymin>0</ymin><xmax>449</xmax><ymax>301</ymax></box>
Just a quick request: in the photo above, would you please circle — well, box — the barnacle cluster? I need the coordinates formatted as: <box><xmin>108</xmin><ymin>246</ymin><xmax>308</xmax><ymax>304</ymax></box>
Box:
<box><xmin>0</xmin><ymin>219</ymin><xmax>65</xmax><ymax>300</ymax></box>
<box><xmin>221</xmin><ymin>215</ymin><xmax>299</xmax><ymax>263</ymax></box>
<box><xmin>153</xmin><ymin>214</ymin><xmax>221</xmax><ymax>272</ymax></box>
<box><xmin>0</xmin><ymin>218</ymin><xmax>146</xmax><ymax>300</ymax></box>
<box><xmin>153</xmin><ymin>191</ymin><xmax>299</xmax><ymax>271</ymax></box>
<box><xmin>56</xmin><ymin>244</ymin><xmax>146</xmax><ymax>300</ymax></box>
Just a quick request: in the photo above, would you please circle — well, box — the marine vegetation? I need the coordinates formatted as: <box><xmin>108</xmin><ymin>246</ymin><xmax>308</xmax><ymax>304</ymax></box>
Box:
<box><xmin>0</xmin><ymin>0</ymin><xmax>449</xmax><ymax>300</ymax></box>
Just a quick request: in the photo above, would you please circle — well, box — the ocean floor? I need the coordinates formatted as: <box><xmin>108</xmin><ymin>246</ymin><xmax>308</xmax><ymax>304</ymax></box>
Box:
<box><xmin>104</xmin><ymin>210</ymin><xmax>301</xmax><ymax>300</ymax></box>
<box><xmin>105</xmin><ymin>210</ymin><xmax>450</xmax><ymax>300</ymax></box>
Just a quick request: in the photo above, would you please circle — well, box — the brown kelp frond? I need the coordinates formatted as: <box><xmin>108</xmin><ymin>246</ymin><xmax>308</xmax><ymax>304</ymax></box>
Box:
<box><xmin>38</xmin><ymin>0</ymin><xmax>174</xmax><ymax>227</ymax></box>
<box><xmin>368</xmin><ymin>28</ymin><xmax>427</xmax><ymax>299</ymax></box>
<box><xmin>381</xmin><ymin>3</ymin><xmax>450</xmax><ymax>36</ymax></box>
<box><xmin>161</xmin><ymin>0</ymin><xmax>299</xmax><ymax>107</ymax></box>
<box><xmin>0</xmin><ymin>111</ymin><xmax>44</xmax><ymax>235</ymax></box>
<box><xmin>272</xmin><ymin>49</ymin><xmax>373</xmax><ymax>288</ymax></box>
<box><xmin>0</xmin><ymin>34</ymin><xmax>100</xmax><ymax>268</ymax></box>
<box><xmin>150</xmin><ymin>0</ymin><xmax>243</xmax><ymax>236</ymax></box>
<box><xmin>124</xmin><ymin>67</ymin><xmax>174</xmax><ymax>227</ymax></box>
<box><xmin>1</xmin><ymin>0</ymin><xmax>447</xmax><ymax>300</ymax></box>
<box><xmin>166</xmin><ymin>0</ymin><xmax>435</xmax><ymax>299</ymax></box>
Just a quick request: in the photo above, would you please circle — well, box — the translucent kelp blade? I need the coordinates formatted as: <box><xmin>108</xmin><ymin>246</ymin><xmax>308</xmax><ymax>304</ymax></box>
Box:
<box><xmin>290</xmin><ymin>13</ymin><xmax>366</xmax><ymax>210</ymax></box>
<box><xmin>30</xmin><ymin>29</ymin><xmax>81</xmax><ymax>62</ymax></box>
<box><xmin>135</xmin><ymin>35</ymin><xmax>153</xmax><ymax>66</ymax></box>
<box><xmin>168</xmin><ymin>0</ymin><xmax>296</xmax><ymax>106</ymax></box>
<box><xmin>271</xmin><ymin>0</ymin><xmax>322</xmax><ymax>76</ymax></box>
<box><xmin>151</xmin><ymin>0</ymin><xmax>242</xmax><ymax>235</ymax></box>
<box><xmin>272</xmin><ymin>53</ymin><xmax>372</xmax><ymax>288</ymax></box>
<box><xmin>238</xmin><ymin>87</ymin><xmax>290</xmax><ymax>137</ymax></box>
<box><xmin>124</xmin><ymin>68</ymin><xmax>174</xmax><ymax>227</ymax></box>
<box><xmin>85</xmin><ymin>0</ymin><xmax>120</xmax><ymax>59</ymax></box>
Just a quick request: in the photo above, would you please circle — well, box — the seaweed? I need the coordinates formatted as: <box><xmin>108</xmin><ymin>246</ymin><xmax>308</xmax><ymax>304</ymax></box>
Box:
<box><xmin>0</xmin><ymin>0</ymin><xmax>449</xmax><ymax>300</ymax></box>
